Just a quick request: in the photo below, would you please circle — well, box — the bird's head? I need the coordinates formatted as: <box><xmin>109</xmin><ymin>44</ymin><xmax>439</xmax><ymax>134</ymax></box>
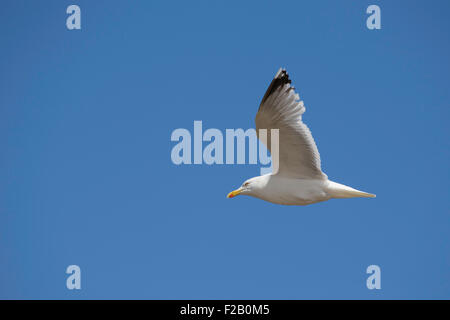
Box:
<box><xmin>227</xmin><ymin>176</ymin><xmax>266</xmax><ymax>199</ymax></box>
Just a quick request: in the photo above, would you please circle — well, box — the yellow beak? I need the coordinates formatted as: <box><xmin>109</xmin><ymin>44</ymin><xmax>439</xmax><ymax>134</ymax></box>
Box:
<box><xmin>227</xmin><ymin>187</ymin><xmax>243</xmax><ymax>198</ymax></box>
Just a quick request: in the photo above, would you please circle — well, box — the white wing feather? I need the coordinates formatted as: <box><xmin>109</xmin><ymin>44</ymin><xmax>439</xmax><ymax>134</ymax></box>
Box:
<box><xmin>255</xmin><ymin>68</ymin><xmax>327</xmax><ymax>180</ymax></box>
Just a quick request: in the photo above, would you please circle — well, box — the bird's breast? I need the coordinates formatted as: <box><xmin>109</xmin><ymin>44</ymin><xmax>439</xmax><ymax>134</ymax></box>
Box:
<box><xmin>257</xmin><ymin>177</ymin><xmax>330</xmax><ymax>206</ymax></box>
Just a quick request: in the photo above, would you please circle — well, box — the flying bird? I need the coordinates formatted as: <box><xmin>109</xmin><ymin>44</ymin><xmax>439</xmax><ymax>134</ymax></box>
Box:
<box><xmin>227</xmin><ymin>68</ymin><xmax>375</xmax><ymax>205</ymax></box>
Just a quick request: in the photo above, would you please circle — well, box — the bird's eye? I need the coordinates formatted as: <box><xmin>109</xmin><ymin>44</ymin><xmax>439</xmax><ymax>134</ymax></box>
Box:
<box><xmin>243</xmin><ymin>182</ymin><xmax>249</xmax><ymax>187</ymax></box>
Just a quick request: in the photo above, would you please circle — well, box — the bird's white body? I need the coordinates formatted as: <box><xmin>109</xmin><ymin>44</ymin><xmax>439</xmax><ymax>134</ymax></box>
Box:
<box><xmin>238</xmin><ymin>174</ymin><xmax>374</xmax><ymax>205</ymax></box>
<box><xmin>245</xmin><ymin>175</ymin><xmax>329</xmax><ymax>205</ymax></box>
<box><xmin>227</xmin><ymin>68</ymin><xmax>375</xmax><ymax>205</ymax></box>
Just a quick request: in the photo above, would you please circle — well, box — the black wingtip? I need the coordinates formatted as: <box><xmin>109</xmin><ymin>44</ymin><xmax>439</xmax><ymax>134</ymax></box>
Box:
<box><xmin>260</xmin><ymin>68</ymin><xmax>292</xmax><ymax>104</ymax></box>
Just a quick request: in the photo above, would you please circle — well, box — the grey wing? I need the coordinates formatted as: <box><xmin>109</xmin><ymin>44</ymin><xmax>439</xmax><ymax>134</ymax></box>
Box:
<box><xmin>255</xmin><ymin>68</ymin><xmax>327</xmax><ymax>180</ymax></box>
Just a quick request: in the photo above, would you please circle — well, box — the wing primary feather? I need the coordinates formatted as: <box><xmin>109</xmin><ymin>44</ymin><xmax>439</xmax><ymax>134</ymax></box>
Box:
<box><xmin>260</xmin><ymin>68</ymin><xmax>292</xmax><ymax>106</ymax></box>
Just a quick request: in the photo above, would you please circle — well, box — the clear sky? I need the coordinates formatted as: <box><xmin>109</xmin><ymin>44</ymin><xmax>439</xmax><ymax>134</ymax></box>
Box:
<box><xmin>0</xmin><ymin>0</ymin><xmax>449</xmax><ymax>299</ymax></box>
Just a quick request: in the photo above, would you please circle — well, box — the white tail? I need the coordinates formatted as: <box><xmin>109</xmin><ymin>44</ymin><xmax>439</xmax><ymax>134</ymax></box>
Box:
<box><xmin>327</xmin><ymin>181</ymin><xmax>376</xmax><ymax>199</ymax></box>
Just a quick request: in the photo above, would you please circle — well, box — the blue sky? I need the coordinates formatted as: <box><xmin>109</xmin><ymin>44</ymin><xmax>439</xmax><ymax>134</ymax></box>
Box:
<box><xmin>0</xmin><ymin>0</ymin><xmax>449</xmax><ymax>299</ymax></box>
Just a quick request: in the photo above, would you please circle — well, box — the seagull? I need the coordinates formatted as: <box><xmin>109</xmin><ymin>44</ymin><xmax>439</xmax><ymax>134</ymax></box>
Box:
<box><xmin>227</xmin><ymin>68</ymin><xmax>375</xmax><ymax>205</ymax></box>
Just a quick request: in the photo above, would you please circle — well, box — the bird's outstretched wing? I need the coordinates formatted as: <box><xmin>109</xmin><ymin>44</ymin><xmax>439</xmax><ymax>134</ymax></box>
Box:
<box><xmin>255</xmin><ymin>68</ymin><xmax>327</xmax><ymax>179</ymax></box>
